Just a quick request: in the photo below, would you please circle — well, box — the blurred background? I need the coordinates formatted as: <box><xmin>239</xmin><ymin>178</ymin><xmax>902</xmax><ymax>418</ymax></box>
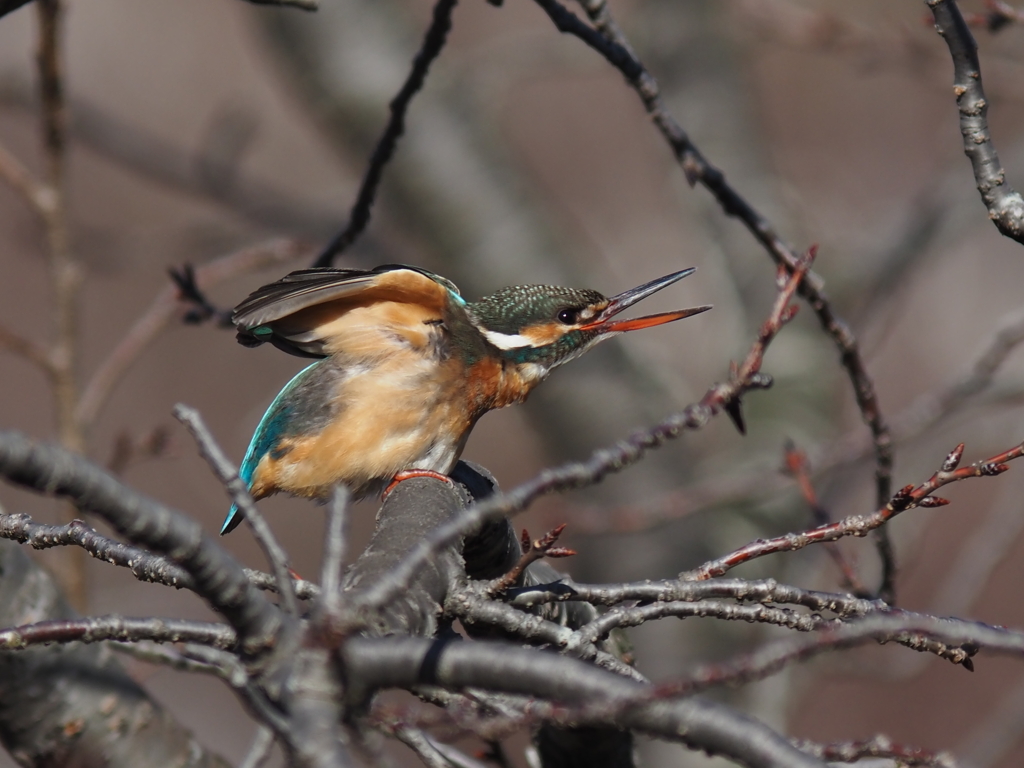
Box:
<box><xmin>3</xmin><ymin>0</ymin><xmax>1024</xmax><ymax>765</ymax></box>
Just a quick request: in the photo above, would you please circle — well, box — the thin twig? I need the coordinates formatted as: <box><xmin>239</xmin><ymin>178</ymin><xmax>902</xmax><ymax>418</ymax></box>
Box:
<box><xmin>320</xmin><ymin>485</ymin><xmax>350</xmax><ymax>621</ymax></box>
<box><xmin>238</xmin><ymin>726</ymin><xmax>277</xmax><ymax>768</ymax></box>
<box><xmin>0</xmin><ymin>510</ymin><xmax>318</xmax><ymax>598</ymax></box>
<box><xmin>926</xmin><ymin>0</ymin><xmax>1024</xmax><ymax>244</ymax></box>
<box><xmin>782</xmin><ymin>442</ymin><xmax>868</xmax><ymax>595</ymax></box>
<box><xmin>0</xmin><ymin>431</ymin><xmax>283</xmax><ymax>653</ymax></box>
<box><xmin>486</xmin><ymin>523</ymin><xmax>574</xmax><ymax>596</ymax></box>
<box><xmin>792</xmin><ymin>736</ymin><xmax>959</xmax><ymax>768</ymax></box>
<box><xmin>0</xmin><ymin>140</ymin><xmax>54</xmax><ymax>215</ymax></box>
<box><xmin>0</xmin><ymin>324</ymin><xmax>54</xmax><ymax>374</ymax></box>
<box><xmin>683</xmin><ymin>440</ymin><xmax>1024</xmax><ymax>583</ymax></box>
<box><xmin>0</xmin><ymin>615</ymin><xmax>237</xmax><ymax>650</ymax></box>
<box><xmin>173</xmin><ymin>404</ymin><xmax>300</xmax><ymax>618</ymax></box>
<box><xmin>544</xmin><ymin>0</ymin><xmax>896</xmax><ymax>599</ymax></box>
<box><xmin>313</xmin><ymin>0</ymin><xmax>460</xmax><ymax>267</ymax></box>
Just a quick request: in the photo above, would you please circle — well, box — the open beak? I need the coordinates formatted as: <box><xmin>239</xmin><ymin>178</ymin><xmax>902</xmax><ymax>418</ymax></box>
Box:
<box><xmin>579</xmin><ymin>268</ymin><xmax>712</xmax><ymax>334</ymax></box>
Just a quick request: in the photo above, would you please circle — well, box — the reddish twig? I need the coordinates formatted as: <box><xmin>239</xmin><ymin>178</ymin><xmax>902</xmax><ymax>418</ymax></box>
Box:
<box><xmin>487</xmin><ymin>524</ymin><xmax>576</xmax><ymax>595</ymax></box>
<box><xmin>793</xmin><ymin>736</ymin><xmax>959</xmax><ymax>768</ymax></box>
<box><xmin>0</xmin><ymin>615</ymin><xmax>236</xmax><ymax>650</ymax></box>
<box><xmin>0</xmin><ymin>323</ymin><xmax>54</xmax><ymax>374</ymax></box>
<box><xmin>684</xmin><ymin>440</ymin><xmax>1023</xmax><ymax>583</ymax></box>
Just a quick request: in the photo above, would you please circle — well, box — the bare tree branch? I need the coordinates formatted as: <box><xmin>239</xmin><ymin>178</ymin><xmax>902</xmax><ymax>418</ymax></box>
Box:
<box><xmin>343</xmin><ymin>636</ymin><xmax>829</xmax><ymax>768</ymax></box>
<box><xmin>926</xmin><ymin>0</ymin><xmax>1024</xmax><ymax>244</ymax></box>
<box><xmin>313</xmin><ymin>0</ymin><xmax>460</xmax><ymax>267</ymax></box>
<box><xmin>684</xmin><ymin>440</ymin><xmax>1022</xmax><ymax>582</ymax></box>
<box><xmin>0</xmin><ymin>615</ymin><xmax>236</xmax><ymax>649</ymax></box>
<box><xmin>793</xmin><ymin>736</ymin><xmax>958</xmax><ymax>768</ymax></box>
<box><xmin>0</xmin><ymin>431</ymin><xmax>282</xmax><ymax>653</ymax></box>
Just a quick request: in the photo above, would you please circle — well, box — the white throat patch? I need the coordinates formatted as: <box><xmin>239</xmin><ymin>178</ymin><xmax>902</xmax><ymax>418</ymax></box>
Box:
<box><xmin>481</xmin><ymin>328</ymin><xmax>535</xmax><ymax>350</ymax></box>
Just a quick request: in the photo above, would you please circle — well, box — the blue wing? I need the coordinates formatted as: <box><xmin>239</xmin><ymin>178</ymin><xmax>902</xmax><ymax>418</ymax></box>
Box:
<box><xmin>220</xmin><ymin>361</ymin><xmax>324</xmax><ymax>535</ymax></box>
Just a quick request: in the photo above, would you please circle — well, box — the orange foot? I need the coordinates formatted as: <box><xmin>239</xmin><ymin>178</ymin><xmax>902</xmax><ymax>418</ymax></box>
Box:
<box><xmin>382</xmin><ymin>469</ymin><xmax>455</xmax><ymax>500</ymax></box>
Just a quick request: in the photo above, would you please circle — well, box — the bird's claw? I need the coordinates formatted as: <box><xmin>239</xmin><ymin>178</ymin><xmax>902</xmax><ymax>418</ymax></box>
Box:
<box><xmin>382</xmin><ymin>469</ymin><xmax>456</xmax><ymax>501</ymax></box>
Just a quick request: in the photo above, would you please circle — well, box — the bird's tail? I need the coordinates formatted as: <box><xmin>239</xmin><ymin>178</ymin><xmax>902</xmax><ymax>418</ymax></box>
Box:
<box><xmin>220</xmin><ymin>504</ymin><xmax>245</xmax><ymax>535</ymax></box>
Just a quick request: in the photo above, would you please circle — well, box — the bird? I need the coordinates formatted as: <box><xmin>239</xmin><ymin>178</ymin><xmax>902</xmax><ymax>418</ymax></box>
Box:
<box><xmin>220</xmin><ymin>264</ymin><xmax>710</xmax><ymax>534</ymax></box>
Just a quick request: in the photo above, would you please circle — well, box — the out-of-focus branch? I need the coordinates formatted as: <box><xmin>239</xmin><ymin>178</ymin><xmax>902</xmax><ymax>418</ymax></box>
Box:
<box><xmin>927</xmin><ymin>0</ymin><xmax>1024</xmax><ymax>244</ymax></box>
<box><xmin>0</xmin><ymin>540</ymin><xmax>232</xmax><ymax>768</ymax></box>
<box><xmin>0</xmin><ymin>323</ymin><xmax>53</xmax><ymax>374</ymax></box>
<box><xmin>77</xmin><ymin>238</ymin><xmax>310</xmax><ymax>428</ymax></box>
<box><xmin>242</xmin><ymin>0</ymin><xmax>317</xmax><ymax>10</ymax></box>
<box><xmin>783</xmin><ymin>442</ymin><xmax>869</xmax><ymax>595</ymax></box>
<box><xmin>0</xmin><ymin>140</ymin><xmax>54</xmax><ymax>215</ymax></box>
<box><xmin>0</xmin><ymin>78</ymin><xmax>355</xmax><ymax>238</ymax></box>
<box><xmin>0</xmin><ymin>0</ymin><xmax>33</xmax><ymax>19</ymax></box>
<box><xmin>0</xmin><ymin>431</ymin><xmax>282</xmax><ymax>653</ymax></box>
<box><xmin>314</xmin><ymin>0</ymin><xmax>460</xmax><ymax>267</ymax></box>
<box><xmin>34</xmin><ymin>0</ymin><xmax>90</xmax><ymax>611</ymax></box>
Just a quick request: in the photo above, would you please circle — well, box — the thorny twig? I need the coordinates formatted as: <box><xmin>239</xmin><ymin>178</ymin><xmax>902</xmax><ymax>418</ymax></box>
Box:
<box><xmin>540</xmin><ymin>0</ymin><xmax>897</xmax><ymax>600</ymax></box>
<box><xmin>313</xmin><ymin>0</ymin><xmax>460</xmax><ymax>268</ymax></box>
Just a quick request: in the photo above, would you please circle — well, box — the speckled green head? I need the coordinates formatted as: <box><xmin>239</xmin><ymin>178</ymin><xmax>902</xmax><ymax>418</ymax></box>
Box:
<box><xmin>466</xmin><ymin>269</ymin><xmax>711</xmax><ymax>369</ymax></box>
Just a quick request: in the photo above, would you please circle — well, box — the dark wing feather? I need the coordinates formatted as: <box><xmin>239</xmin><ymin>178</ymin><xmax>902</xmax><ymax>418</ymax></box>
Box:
<box><xmin>233</xmin><ymin>264</ymin><xmax>463</xmax><ymax>358</ymax></box>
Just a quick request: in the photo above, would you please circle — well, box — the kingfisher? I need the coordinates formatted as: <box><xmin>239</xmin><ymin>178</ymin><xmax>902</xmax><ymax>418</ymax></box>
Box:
<box><xmin>220</xmin><ymin>264</ymin><xmax>709</xmax><ymax>534</ymax></box>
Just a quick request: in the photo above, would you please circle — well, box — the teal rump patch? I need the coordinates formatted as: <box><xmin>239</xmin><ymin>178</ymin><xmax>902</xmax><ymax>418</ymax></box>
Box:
<box><xmin>220</xmin><ymin>361</ymin><xmax>323</xmax><ymax>535</ymax></box>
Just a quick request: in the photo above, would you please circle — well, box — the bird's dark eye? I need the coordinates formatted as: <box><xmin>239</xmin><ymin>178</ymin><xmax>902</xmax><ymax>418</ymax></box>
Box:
<box><xmin>557</xmin><ymin>308</ymin><xmax>579</xmax><ymax>325</ymax></box>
